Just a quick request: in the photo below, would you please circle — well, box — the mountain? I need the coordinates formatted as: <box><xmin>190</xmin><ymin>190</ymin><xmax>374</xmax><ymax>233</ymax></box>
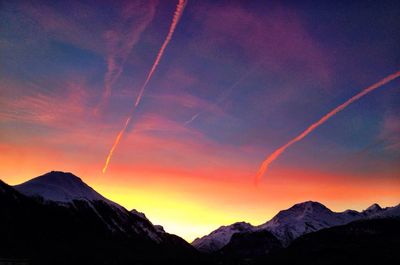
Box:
<box><xmin>366</xmin><ymin>203</ymin><xmax>400</xmax><ymax>219</ymax></box>
<box><xmin>256</xmin><ymin>201</ymin><xmax>363</xmax><ymax>246</ymax></box>
<box><xmin>193</xmin><ymin>201</ymin><xmax>400</xmax><ymax>252</ymax></box>
<box><xmin>1</xmin><ymin>171</ymin><xmax>202</xmax><ymax>265</ymax></box>
<box><xmin>14</xmin><ymin>171</ymin><xmax>108</xmax><ymax>203</ymax></box>
<box><xmin>363</xmin><ymin>203</ymin><xmax>382</xmax><ymax>215</ymax></box>
<box><xmin>14</xmin><ymin>171</ymin><xmax>162</xmax><ymax>242</ymax></box>
<box><xmin>192</xmin><ymin>222</ymin><xmax>254</xmax><ymax>253</ymax></box>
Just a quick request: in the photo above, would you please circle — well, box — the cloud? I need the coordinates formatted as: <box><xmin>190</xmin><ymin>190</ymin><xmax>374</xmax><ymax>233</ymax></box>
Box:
<box><xmin>0</xmin><ymin>81</ymin><xmax>87</xmax><ymax>128</ymax></box>
<box><xmin>100</xmin><ymin>0</ymin><xmax>157</xmax><ymax>108</ymax></box>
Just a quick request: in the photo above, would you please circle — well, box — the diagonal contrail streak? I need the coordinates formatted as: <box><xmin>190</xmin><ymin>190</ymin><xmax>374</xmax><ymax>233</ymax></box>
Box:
<box><xmin>255</xmin><ymin>70</ymin><xmax>400</xmax><ymax>184</ymax></box>
<box><xmin>102</xmin><ymin>0</ymin><xmax>187</xmax><ymax>174</ymax></box>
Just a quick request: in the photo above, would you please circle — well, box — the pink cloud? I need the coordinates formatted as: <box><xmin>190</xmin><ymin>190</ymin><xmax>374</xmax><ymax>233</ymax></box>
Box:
<box><xmin>0</xmin><ymin>78</ymin><xmax>91</xmax><ymax>130</ymax></box>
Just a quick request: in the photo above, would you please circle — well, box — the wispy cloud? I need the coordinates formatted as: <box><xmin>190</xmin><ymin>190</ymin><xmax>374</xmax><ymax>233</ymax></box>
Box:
<box><xmin>99</xmin><ymin>0</ymin><xmax>157</xmax><ymax>110</ymax></box>
<box><xmin>0</xmin><ymin>80</ymin><xmax>88</xmax><ymax>129</ymax></box>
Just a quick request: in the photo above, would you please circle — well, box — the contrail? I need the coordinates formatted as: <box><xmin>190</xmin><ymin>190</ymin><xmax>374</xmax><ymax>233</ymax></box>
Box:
<box><xmin>134</xmin><ymin>0</ymin><xmax>187</xmax><ymax>107</ymax></box>
<box><xmin>185</xmin><ymin>67</ymin><xmax>258</xmax><ymax>125</ymax></box>
<box><xmin>102</xmin><ymin>0</ymin><xmax>187</xmax><ymax>174</ymax></box>
<box><xmin>102</xmin><ymin>115</ymin><xmax>132</xmax><ymax>174</ymax></box>
<box><xmin>255</xmin><ymin>70</ymin><xmax>400</xmax><ymax>184</ymax></box>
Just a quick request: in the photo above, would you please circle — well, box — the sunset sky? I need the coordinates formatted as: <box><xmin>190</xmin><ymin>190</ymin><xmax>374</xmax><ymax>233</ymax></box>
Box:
<box><xmin>1</xmin><ymin>0</ymin><xmax>399</xmax><ymax>242</ymax></box>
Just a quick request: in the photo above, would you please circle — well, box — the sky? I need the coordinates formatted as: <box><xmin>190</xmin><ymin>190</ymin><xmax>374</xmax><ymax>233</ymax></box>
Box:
<box><xmin>1</xmin><ymin>0</ymin><xmax>400</xmax><ymax>242</ymax></box>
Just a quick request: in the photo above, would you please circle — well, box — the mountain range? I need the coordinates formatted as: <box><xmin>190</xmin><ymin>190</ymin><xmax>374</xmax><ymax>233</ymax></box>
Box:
<box><xmin>193</xmin><ymin>200</ymin><xmax>400</xmax><ymax>252</ymax></box>
<box><xmin>1</xmin><ymin>171</ymin><xmax>399</xmax><ymax>265</ymax></box>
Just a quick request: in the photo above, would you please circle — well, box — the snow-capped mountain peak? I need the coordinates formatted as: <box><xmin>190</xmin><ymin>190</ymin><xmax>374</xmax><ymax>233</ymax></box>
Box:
<box><xmin>257</xmin><ymin>201</ymin><xmax>363</xmax><ymax>246</ymax></box>
<box><xmin>14</xmin><ymin>171</ymin><xmax>108</xmax><ymax>203</ymax></box>
<box><xmin>13</xmin><ymin>171</ymin><xmax>165</xmax><ymax>243</ymax></box>
<box><xmin>192</xmin><ymin>222</ymin><xmax>254</xmax><ymax>253</ymax></box>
